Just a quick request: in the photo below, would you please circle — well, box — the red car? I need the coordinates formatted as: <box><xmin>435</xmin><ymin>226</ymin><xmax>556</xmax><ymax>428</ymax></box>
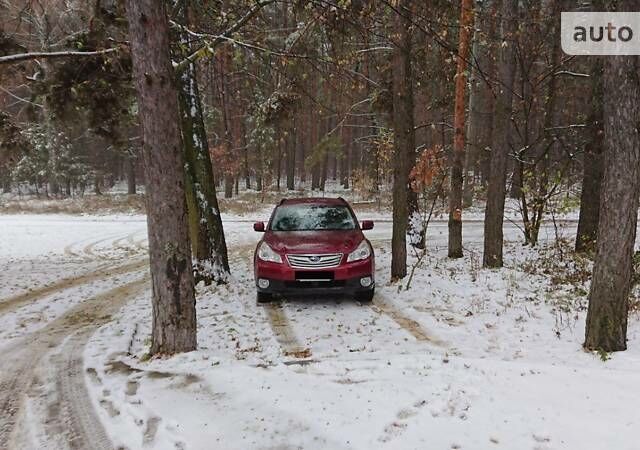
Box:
<box><xmin>253</xmin><ymin>197</ymin><xmax>375</xmax><ymax>303</ymax></box>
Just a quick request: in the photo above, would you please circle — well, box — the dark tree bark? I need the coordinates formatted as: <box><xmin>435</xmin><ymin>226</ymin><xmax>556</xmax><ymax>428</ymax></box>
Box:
<box><xmin>297</xmin><ymin>120</ymin><xmax>306</xmax><ymax>184</ymax></box>
<box><xmin>126</xmin><ymin>155</ymin><xmax>136</xmax><ymax>195</ymax></box>
<box><xmin>340</xmin><ymin>123</ymin><xmax>350</xmax><ymax>188</ymax></box>
<box><xmin>463</xmin><ymin>0</ymin><xmax>495</xmax><ymax>208</ymax></box>
<box><xmin>224</xmin><ymin>174</ymin><xmax>233</xmax><ymax>198</ymax></box>
<box><xmin>1</xmin><ymin>168</ymin><xmax>11</xmax><ymax>193</ymax></box>
<box><xmin>320</xmin><ymin>152</ymin><xmax>329</xmax><ymax>191</ymax></box>
<box><xmin>575</xmin><ymin>2</ymin><xmax>605</xmax><ymax>253</ymax></box>
<box><xmin>275</xmin><ymin>128</ymin><xmax>282</xmax><ymax>191</ymax></box>
<box><xmin>584</xmin><ymin>25</ymin><xmax>640</xmax><ymax>352</ymax></box>
<box><xmin>390</xmin><ymin>0</ymin><xmax>414</xmax><ymax>279</ymax></box>
<box><xmin>125</xmin><ymin>0</ymin><xmax>196</xmax><ymax>354</ymax></box>
<box><xmin>242</xmin><ymin>121</ymin><xmax>250</xmax><ymax>190</ymax></box>
<box><xmin>448</xmin><ymin>0</ymin><xmax>475</xmax><ymax>258</ymax></box>
<box><xmin>483</xmin><ymin>0</ymin><xmax>517</xmax><ymax>268</ymax></box>
<box><xmin>94</xmin><ymin>173</ymin><xmax>103</xmax><ymax>196</ymax></box>
<box><xmin>218</xmin><ymin>13</ymin><xmax>237</xmax><ymax>200</ymax></box>
<box><xmin>310</xmin><ymin>105</ymin><xmax>321</xmax><ymax>190</ymax></box>
<box><xmin>286</xmin><ymin>122</ymin><xmax>296</xmax><ymax>190</ymax></box>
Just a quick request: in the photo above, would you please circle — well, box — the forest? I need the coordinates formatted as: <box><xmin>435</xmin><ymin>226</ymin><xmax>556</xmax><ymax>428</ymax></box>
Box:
<box><xmin>1</xmin><ymin>1</ymin><xmax>639</xmax><ymax>449</ymax></box>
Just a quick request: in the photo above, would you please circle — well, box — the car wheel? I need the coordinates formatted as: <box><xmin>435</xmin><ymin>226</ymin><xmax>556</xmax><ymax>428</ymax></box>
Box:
<box><xmin>355</xmin><ymin>289</ymin><xmax>374</xmax><ymax>303</ymax></box>
<box><xmin>256</xmin><ymin>291</ymin><xmax>274</xmax><ymax>304</ymax></box>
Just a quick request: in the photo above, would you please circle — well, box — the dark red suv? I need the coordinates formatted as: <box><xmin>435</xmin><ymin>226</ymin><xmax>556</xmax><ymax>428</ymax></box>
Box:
<box><xmin>253</xmin><ymin>197</ymin><xmax>375</xmax><ymax>303</ymax></box>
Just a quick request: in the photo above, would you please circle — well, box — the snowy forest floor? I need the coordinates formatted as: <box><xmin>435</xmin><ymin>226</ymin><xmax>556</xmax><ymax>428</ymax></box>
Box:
<box><xmin>1</xmin><ymin>205</ymin><xmax>639</xmax><ymax>450</ymax></box>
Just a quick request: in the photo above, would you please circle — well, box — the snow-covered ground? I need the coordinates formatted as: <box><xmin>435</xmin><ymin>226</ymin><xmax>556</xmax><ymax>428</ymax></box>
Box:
<box><xmin>1</xmin><ymin>211</ymin><xmax>639</xmax><ymax>450</ymax></box>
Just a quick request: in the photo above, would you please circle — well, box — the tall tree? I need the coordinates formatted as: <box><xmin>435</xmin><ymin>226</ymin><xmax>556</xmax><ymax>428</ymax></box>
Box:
<box><xmin>126</xmin><ymin>0</ymin><xmax>196</xmax><ymax>354</ymax></box>
<box><xmin>448</xmin><ymin>0</ymin><xmax>475</xmax><ymax>258</ymax></box>
<box><xmin>584</xmin><ymin>20</ymin><xmax>640</xmax><ymax>352</ymax></box>
<box><xmin>173</xmin><ymin>0</ymin><xmax>230</xmax><ymax>284</ymax></box>
<box><xmin>482</xmin><ymin>0</ymin><xmax>517</xmax><ymax>268</ymax></box>
<box><xmin>390</xmin><ymin>0</ymin><xmax>414</xmax><ymax>280</ymax></box>
<box><xmin>575</xmin><ymin>58</ymin><xmax>604</xmax><ymax>253</ymax></box>
<box><xmin>575</xmin><ymin>0</ymin><xmax>605</xmax><ymax>254</ymax></box>
<box><xmin>463</xmin><ymin>0</ymin><xmax>496</xmax><ymax>207</ymax></box>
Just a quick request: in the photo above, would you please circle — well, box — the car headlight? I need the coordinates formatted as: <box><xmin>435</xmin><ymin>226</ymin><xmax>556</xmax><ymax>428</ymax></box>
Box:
<box><xmin>347</xmin><ymin>240</ymin><xmax>371</xmax><ymax>263</ymax></box>
<box><xmin>257</xmin><ymin>242</ymin><xmax>282</xmax><ymax>263</ymax></box>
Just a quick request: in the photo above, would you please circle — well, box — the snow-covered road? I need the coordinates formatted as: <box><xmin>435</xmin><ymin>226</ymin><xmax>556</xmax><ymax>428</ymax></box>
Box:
<box><xmin>1</xmin><ymin>213</ymin><xmax>639</xmax><ymax>450</ymax></box>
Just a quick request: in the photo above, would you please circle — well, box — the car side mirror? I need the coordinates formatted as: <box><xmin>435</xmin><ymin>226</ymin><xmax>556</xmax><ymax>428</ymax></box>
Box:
<box><xmin>361</xmin><ymin>220</ymin><xmax>374</xmax><ymax>230</ymax></box>
<box><xmin>253</xmin><ymin>222</ymin><xmax>265</xmax><ymax>232</ymax></box>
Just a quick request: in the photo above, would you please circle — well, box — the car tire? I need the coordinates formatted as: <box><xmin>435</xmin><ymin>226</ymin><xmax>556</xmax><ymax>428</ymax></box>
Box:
<box><xmin>256</xmin><ymin>291</ymin><xmax>274</xmax><ymax>304</ymax></box>
<box><xmin>355</xmin><ymin>289</ymin><xmax>374</xmax><ymax>303</ymax></box>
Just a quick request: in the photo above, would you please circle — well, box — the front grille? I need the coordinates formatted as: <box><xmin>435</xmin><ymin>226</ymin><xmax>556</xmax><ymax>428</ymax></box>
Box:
<box><xmin>286</xmin><ymin>253</ymin><xmax>343</xmax><ymax>269</ymax></box>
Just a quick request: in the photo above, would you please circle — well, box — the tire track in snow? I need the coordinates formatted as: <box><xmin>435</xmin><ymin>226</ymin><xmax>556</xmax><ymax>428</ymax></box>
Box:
<box><xmin>263</xmin><ymin>303</ymin><xmax>310</xmax><ymax>358</ymax></box>
<box><xmin>84</xmin><ymin>231</ymin><xmax>145</xmax><ymax>260</ymax></box>
<box><xmin>0</xmin><ymin>257</ymin><xmax>148</xmax><ymax>315</ymax></box>
<box><xmin>227</xmin><ymin>241</ymin><xmax>312</xmax><ymax>358</ymax></box>
<box><xmin>112</xmin><ymin>230</ymin><xmax>145</xmax><ymax>251</ymax></box>
<box><xmin>63</xmin><ymin>233</ymin><xmax>123</xmax><ymax>261</ymax></box>
<box><xmin>371</xmin><ymin>295</ymin><xmax>447</xmax><ymax>347</ymax></box>
<box><xmin>0</xmin><ymin>275</ymin><xmax>149</xmax><ymax>450</ymax></box>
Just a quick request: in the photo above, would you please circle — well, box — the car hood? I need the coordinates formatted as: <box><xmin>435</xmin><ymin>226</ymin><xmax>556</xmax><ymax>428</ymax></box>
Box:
<box><xmin>263</xmin><ymin>230</ymin><xmax>364</xmax><ymax>254</ymax></box>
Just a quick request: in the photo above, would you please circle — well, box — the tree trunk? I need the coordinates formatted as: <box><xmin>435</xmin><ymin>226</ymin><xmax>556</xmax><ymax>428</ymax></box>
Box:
<box><xmin>482</xmin><ymin>0</ymin><xmax>517</xmax><ymax>268</ymax></box>
<box><xmin>224</xmin><ymin>174</ymin><xmax>233</xmax><ymax>198</ymax></box>
<box><xmin>341</xmin><ymin>123</ymin><xmax>351</xmax><ymax>188</ymax></box>
<box><xmin>276</xmin><ymin>128</ymin><xmax>282</xmax><ymax>191</ymax></box>
<box><xmin>448</xmin><ymin>0</ymin><xmax>474</xmax><ymax>258</ymax></box>
<box><xmin>125</xmin><ymin>0</ymin><xmax>196</xmax><ymax>354</ymax></box>
<box><xmin>320</xmin><ymin>148</ymin><xmax>329</xmax><ymax>191</ymax></box>
<box><xmin>175</xmin><ymin>8</ymin><xmax>230</xmax><ymax>283</ymax></box>
<box><xmin>390</xmin><ymin>0</ymin><xmax>413</xmax><ymax>280</ymax></box>
<box><xmin>576</xmin><ymin>27</ymin><xmax>605</xmax><ymax>253</ymax></box>
<box><xmin>286</xmin><ymin>122</ymin><xmax>296</xmax><ymax>190</ymax></box>
<box><xmin>1</xmin><ymin>170</ymin><xmax>10</xmax><ymax>193</ymax></box>
<box><xmin>242</xmin><ymin>121</ymin><xmax>250</xmax><ymax>190</ymax></box>
<box><xmin>126</xmin><ymin>155</ymin><xmax>136</xmax><ymax>195</ymax></box>
<box><xmin>256</xmin><ymin>145</ymin><xmax>263</xmax><ymax>191</ymax></box>
<box><xmin>94</xmin><ymin>173</ymin><xmax>103</xmax><ymax>195</ymax></box>
<box><xmin>463</xmin><ymin>0</ymin><xmax>495</xmax><ymax>208</ymax></box>
<box><xmin>310</xmin><ymin>108</ymin><xmax>321</xmax><ymax>190</ymax></box>
<box><xmin>218</xmin><ymin>14</ymin><xmax>237</xmax><ymax>201</ymax></box>
<box><xmin>584</xmin><ymin>22</ymin><xmax>640</xmax><ymax>352</ymax></box>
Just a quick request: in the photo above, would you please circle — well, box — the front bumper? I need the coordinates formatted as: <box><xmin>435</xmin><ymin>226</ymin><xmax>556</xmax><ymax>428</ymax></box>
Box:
<box><xmin>255</xmin><ymin>255</ymin><xmax>375</xmax><ymax>296</ymax></box>
<box><xmin>256</xmin><ymin>275</ymin><xmax>375</xmax><ymax>296</ymax></box>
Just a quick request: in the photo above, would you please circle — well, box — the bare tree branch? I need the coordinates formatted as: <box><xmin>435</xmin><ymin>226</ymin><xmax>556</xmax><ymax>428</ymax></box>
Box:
<box><xmin>0</xmin><ymin>48</ymin><xmax>119</xmax><ymax>65</ymax></box>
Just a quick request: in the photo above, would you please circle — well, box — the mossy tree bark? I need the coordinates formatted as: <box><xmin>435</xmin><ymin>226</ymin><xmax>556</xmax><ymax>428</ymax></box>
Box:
<box><xmin>171</xmin><ymin>0</ymin><xmax>230</xmax><ymax>284</ymax></box>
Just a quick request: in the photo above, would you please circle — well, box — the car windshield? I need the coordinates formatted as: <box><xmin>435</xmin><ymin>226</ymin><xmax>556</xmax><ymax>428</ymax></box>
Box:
<box><xmin>270</xmin><ymin>204</ymin><xmax>357</xmax><ymax>231</ymax></box>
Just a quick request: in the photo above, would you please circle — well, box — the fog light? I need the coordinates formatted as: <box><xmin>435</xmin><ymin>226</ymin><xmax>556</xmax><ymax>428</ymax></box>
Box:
<box><xmin>258</xmin><ymin>278</ymin><xmax>270</xmax><ymax>289</ymax></box>
<box><xmin>360</xmin><ymin>276</ymin><xmax>373</xmax><ymax>287</ymax></box>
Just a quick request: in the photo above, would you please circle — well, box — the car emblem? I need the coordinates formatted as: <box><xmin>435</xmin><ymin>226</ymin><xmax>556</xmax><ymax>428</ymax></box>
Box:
<box><xmin>309</xmin><ymin>256</ymin><xmax>321</xmax><ymax>262</ymax></box>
